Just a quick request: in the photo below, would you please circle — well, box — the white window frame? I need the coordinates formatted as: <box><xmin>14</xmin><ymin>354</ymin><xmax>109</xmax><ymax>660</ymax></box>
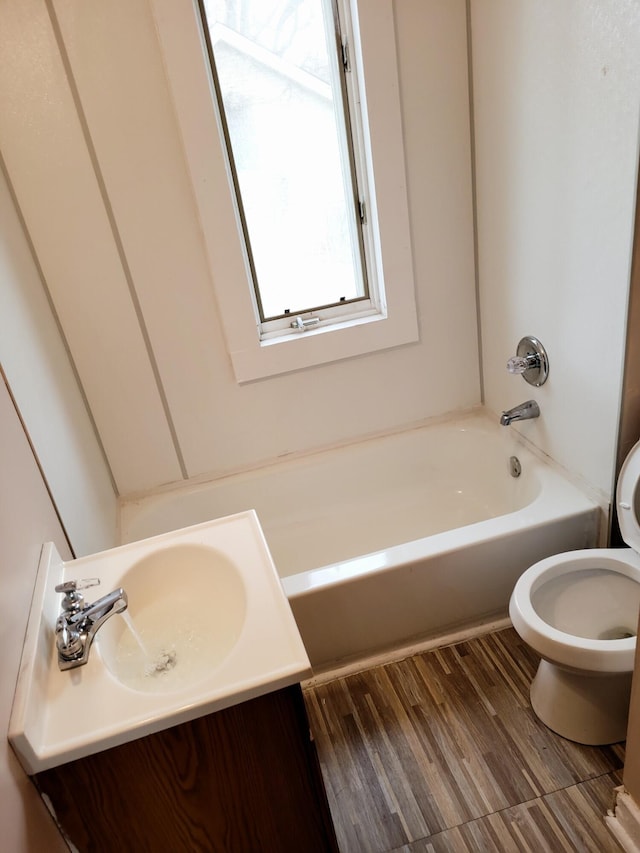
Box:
<box><xmin>150</xmin><ymin>0</ymin><xmax>418</xmax><ymax>383</ymax></box>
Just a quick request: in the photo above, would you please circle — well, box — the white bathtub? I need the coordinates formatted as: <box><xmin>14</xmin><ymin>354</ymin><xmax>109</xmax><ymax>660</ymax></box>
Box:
<box><xmin>120</xmin><ymin>410</ymin><xmax>601</xmax><ymax>669</ymax></box>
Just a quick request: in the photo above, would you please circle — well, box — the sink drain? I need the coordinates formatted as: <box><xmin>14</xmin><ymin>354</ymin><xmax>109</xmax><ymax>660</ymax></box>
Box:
<box><xmin>144</xmin><ymin>648</ymin><xmax>178</xmax><ymax>677</ymax></box>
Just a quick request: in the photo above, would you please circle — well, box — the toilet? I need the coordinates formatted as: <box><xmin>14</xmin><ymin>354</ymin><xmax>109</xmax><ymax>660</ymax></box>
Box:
<box><xmin>509</xmin><ymin>439</ymin><xmax>640</xmax><ymax>745</ymax></box>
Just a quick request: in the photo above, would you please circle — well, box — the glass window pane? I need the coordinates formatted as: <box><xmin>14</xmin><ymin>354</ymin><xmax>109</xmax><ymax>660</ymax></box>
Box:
<box><xmin>202</xmin><ymin>0</ymin><xmax>366</xmax><ymax>320</ymax></box>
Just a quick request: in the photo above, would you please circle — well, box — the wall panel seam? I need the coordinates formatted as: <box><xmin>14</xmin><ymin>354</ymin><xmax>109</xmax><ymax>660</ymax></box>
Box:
<box><xmin>0</xmin><ymin>149</ymin><xmax>119</xmax><ymax>498</ymax></box>
<box><xmin>45</xmin><ymin>0</ymin><xmax>188</xmax><ymax>481</ymax></box>
<box><xmin>466</xmin><ymin>0</ymin><xmax>484</xmax><ymax>403</ymax></box>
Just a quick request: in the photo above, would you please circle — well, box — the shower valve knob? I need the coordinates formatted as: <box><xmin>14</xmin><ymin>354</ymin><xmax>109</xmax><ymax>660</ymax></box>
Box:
<box><xmin>506</xmin><ymin>336</ymin><xmax>549</xmax><ymax>386</ymax></box>
<box><xmin>507</xmin><ymin>354</ymin><xmax>540</xmax><ymax>374</ymax></box>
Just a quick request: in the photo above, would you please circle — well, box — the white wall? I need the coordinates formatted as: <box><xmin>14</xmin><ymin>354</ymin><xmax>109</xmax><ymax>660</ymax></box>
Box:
<box><xmin>1</xmin><ymin>0</ymin><xmax>638</xmax><ymax>515</ymax></box>
<box><xmin>0</xmin><ymin>374</ymin><xmax>68</xmax><ymax>852</ymax></box>
<box><xmin>472</xmin><ymin>0</ymin><xmax>640</xmax><ymax>499</ymax></box>
<box><xmin>0</xmin><ymin>0</ymin><xmax>479</xmax><ymax>499</ymax></box>
<box><xmin>0</xmin><ymin>166</ymin><xmax>118</xmax><ymax>557</ymax></box>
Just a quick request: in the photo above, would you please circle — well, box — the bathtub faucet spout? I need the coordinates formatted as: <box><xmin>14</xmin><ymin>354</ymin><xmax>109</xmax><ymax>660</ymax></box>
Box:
<box><xmin>500</xmin><ymin>400</ymin><xmax>540</xmax><ymax>426</ymax></box>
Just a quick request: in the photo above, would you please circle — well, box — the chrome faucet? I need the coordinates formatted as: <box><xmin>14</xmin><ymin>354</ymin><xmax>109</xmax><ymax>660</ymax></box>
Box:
<box><xmin>500</xmin><ymin>399</ymin><xmax>540</xmax><ymax>426</ymax></box>
<box><xmin>55</xmin><ymin>578</ymin><xmax>128</xmax><ymax>670</ymax></box>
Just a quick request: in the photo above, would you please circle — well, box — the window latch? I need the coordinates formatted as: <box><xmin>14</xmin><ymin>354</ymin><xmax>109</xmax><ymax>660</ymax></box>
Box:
<box><xmin>290</xmin><ymin>315</ymin><xmax>321</xmax><ymax>332</ymax></box>
<box><xmin>341</xmin><ymin>41</ymin><xmax>350</xmax><ymax>72</ymax></box>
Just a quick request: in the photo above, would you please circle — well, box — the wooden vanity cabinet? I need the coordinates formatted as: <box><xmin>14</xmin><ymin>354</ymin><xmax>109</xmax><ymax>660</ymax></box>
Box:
<box><xmin>34</xmin><ymin>684</ymin><xmax>339</xmax><ymax>852</ymax></box>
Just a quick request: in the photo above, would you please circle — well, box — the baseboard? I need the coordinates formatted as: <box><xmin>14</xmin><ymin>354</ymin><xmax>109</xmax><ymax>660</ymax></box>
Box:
<box><xmin>302</xmin><ymin>616</ymin><xmax>511</xmax><ymax>687</ymax></box>
<box><xmin>606</xmin><ymin>786</ymin><xmax>640</xmax><ymax>852</ymax></box>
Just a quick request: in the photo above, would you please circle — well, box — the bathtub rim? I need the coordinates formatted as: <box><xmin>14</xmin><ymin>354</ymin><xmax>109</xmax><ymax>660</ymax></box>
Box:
<box><xmin>119</xmin><ymin>407</ymin><xmax>607</xmax><ymax>575</ymax></box>
<box><xmin>282</xmin><ymin>466</ymin><xmax>601</xmax><ymax>598</ymax></box>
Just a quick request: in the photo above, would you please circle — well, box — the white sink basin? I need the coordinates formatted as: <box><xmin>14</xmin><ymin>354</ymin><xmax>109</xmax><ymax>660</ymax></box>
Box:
<box><xmin>98</xmin><ymin>543</ymin><xmax>247</xmax><ymax>693</ymax></box>
<box><xmin>9</xmin><ymin>511</ymin><xmax>311</xmax><ymax>774</ymax></box>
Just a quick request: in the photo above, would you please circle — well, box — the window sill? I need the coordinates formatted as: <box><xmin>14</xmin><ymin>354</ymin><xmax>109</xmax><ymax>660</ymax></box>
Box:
<box><xmin>230</xmin><ymin>301</ymin><xmax>418</xmax><ymax>382</ymax></box>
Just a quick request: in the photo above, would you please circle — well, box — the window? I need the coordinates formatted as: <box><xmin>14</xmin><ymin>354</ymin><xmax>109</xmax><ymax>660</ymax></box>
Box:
<box><xmin>199</xmin><ymin>0</ymin><xmax>370</xmax><ymax>334</ymax></box>
<box><xmin>151</xmin><ymin>0</ymin><xmax>418</xmax><ymax>382</ymax></box>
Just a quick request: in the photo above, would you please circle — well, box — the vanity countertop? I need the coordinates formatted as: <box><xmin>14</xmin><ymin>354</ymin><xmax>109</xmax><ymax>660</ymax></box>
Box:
<box><xmin>9</xmin><ymin>511</ymin><xmax>311</xmax><ymax>774</ymax></box>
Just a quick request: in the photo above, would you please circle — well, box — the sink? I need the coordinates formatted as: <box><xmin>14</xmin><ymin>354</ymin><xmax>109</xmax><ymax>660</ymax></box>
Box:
<box><xmin>98</xmin><ymin>544</ymin><xmax>247</xmax><ymax>693</ymax></box>
<box><xmin>9</xmin><ymin>511</ymin><xmax>311</xmax><ymax>774</ymax></box>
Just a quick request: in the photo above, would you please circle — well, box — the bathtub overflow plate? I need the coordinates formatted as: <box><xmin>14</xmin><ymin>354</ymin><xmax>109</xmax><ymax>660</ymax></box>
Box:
<box><xmin>509</xmin><ymin>456</ymin><xmax>522</xmax><ymax>478</ymax></box>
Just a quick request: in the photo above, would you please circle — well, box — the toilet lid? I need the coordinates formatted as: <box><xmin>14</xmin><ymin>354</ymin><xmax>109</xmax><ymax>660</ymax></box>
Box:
<box><xmin>617</xmin><ymin>438</ymin><xmax>640</xmax><ymax>552</ymax></box>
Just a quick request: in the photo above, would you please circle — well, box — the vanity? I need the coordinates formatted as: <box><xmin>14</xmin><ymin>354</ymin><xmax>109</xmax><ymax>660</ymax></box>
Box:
<box><xmin>34</xmin><ymin>684</ymin><xmax>337</xmax><ymax>851</ymax></box>
<box><xmin>9</xmin><ymin>513</ymin><xmax>338</xmax><ymax>852</ymax></box>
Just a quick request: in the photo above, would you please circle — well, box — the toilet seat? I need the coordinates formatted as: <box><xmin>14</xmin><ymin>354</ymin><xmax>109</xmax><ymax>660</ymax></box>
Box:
<box><xmin>511</xmin><ymin>437</ymin><xmax>640</xmax><ymax>673</ymax></box>
<box><xmin>510</xmin><ymin>549</ymin><xmax>640</xmax><ymax>673</ymax></box>
<box><xmin>509</xmin><ymin>440</ymin><xmax>640</xmax><ymax>743</ymax></box>
<box><xmin>617</xmin><ymin>436</ymin><xmax>640</xmax><ymax>552</ymax></box>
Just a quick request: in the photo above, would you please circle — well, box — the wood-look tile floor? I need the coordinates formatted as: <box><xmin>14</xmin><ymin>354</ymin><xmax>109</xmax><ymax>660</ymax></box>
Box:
<box><xmin>304</xmin><ymin>628</ymin><xmax>624</xmax><ymax>852</ymax></box>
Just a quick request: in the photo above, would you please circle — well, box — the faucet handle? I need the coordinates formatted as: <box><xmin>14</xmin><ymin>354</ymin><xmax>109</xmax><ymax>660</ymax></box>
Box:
<box><xmin>55</xmin><ymin>578</ymin><xmax>100</xmax><ymax>593</ymax></box>
<box><xmin>506</xmin><ymin>336</ymin><xmax>549</xmax><ymax>386</ymax></box>
<box><xmin>55</xmin><ymin>578</ymin><xmax>100</xmax><ymax>613</ymax></box>
<box><xmin>507</xmin><ymin>354</ymin><xmax>539</xmax><ymax>374</ymax></box>
<box><xmin>55</xmin><ymin>616</ymin><xmax>84</xmax><ymax>660</ymax></box>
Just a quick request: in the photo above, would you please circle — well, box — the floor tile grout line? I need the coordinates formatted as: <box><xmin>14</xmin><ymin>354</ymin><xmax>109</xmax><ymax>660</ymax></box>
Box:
<box><xmin>306</xmin><ymin>629</ymin><xmax>624</xmax><ymax>853</ymax></box>
<box><xmin>382</xmin><ymin>769</ymin><xmax>623</xmax><ymax>853</ymax></box>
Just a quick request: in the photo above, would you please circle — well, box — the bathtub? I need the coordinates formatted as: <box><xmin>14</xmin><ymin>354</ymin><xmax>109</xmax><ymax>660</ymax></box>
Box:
<box><xmin>120</xmin><ymin>410</ymin><xmax>601</xmax><ymax>670</ymax></box>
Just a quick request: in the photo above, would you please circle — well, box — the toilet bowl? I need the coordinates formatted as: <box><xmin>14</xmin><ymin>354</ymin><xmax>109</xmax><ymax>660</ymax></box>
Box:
<box><xmin>510</xmin><ymin>438</ymin><xmax>640</xmax><ymax>745</ymax></box>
